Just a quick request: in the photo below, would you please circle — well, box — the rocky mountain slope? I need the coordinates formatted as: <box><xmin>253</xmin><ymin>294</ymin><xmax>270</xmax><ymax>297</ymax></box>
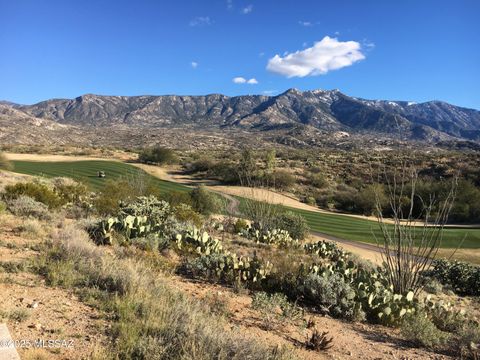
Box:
<box><xmin>2</xmin><ymin>89</ymin><xmax>480</xmax><ymax>144</ymax></box>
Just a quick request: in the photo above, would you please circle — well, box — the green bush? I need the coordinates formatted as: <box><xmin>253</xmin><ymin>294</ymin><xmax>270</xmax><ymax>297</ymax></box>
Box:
<box><xmin>265</xmin><ymin>170</ymin><xmax>296</xmax><ymax>190</ymax></box>
<box><xmin>332</xmin><ymin>186</ymin><xmax>358</xmax><ymax>212</ymax></box>
<box><xmin>354</xmin><ymin>184</ymin><xmax>388</xmax><ymax>215</ymax></box>
<box><xmin>273</xmin><ymin>211</ymin><xmax>309</xmax><ymax>241</ymax></box>
<box><xmin>138</xmin><ymin>146</ymin><xmax>178</xmax><ymax>165</ymax></box>
<box><xmin>190</xmin><ymin>186</ymin><xmax>221</xmax><ymax>215</ymax></box>
<box><xmin>52</xmin><ymin>177</ymin><xmax>89</xmax><ymax>204</ymax></box>
<box><xmin>429</xmin><ymin>259</ymin><xmax>480</xmax><ymax>296</ymax></box>
<box><xmin>401</xmin><ymin>312</ymin><xmax>450</xmax><ymax>349</ymax></box>
<box><xmin>4</xmin><ymin>182</ymin><xmax>62</xmax><ymax>209</ymax></box>
<box><xmin>300</xmin><ymin>272</ymin><xmax>360</xmax><ymax>320</ymax></box>
<box><xmin>160</xmin><ymin>190</ymin><xmax>193</xmax><ymax>207</ymax></box>
<box><xmin>173</xmin><ymin>203</ymin><xmax>203</xmax><ymax>227</ymax></box>
<box><xmin>450</xmin><ymin>180</ymin><xmax>480</xmax><ymax>223</ymax></box>
<box><xmin>234</xmin><ymin>218</ymin><xmax>249</xmax><ymax>233</ymax></box>
<box><xmin>93</xmin><ymin>177</ymin><xmax>161</xmax><ymax>216</ymax></box>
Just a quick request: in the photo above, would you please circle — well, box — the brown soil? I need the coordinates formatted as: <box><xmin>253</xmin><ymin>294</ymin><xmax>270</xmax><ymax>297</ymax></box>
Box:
<box><xmin>167</xmin><ymin>275</ymin><xmax>452</xmax><ymax>360</ymax></box>
<box><xmin>0</xmin><ymin>214</ymin><xmax>107</xmax><ymax>360</ymax></box>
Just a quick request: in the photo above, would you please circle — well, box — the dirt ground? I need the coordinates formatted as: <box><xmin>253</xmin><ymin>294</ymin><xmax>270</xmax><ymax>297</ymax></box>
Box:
<box><xmin>167</xmin><ymin>275</ymin><xmax>452</xmax><ymax>360</ymax></box>
<box><xmin>0</xmin><ymin>214</ymin><xmax>107</xmax><ymax>360</ymax></box>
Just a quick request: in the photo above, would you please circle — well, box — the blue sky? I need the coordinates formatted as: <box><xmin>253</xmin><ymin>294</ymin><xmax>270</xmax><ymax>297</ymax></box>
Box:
<box><xmin>1</xmin><ymin>0</ymin><xmax>479</xmax><ymax>109</ymax></box>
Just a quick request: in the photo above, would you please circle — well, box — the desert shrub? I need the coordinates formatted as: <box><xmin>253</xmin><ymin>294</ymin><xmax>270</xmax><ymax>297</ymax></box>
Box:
<box><xmin>449</xmin><ymin>180</ymin><xmax>480</xmax><ymax>223</ymax></box>
<box><xmin>300</xmin><ymin>272</ymin><xmax>360</xmax><ymax>320</ymax></box>
<box><xmin>131</xmin><ymin>234</ymin><xmax>170</xmax><ymax>252</ymax></box>
<box><xmin>186</xmin><ymin>157</ymin><xmax>215</xmax><ymax>173</ymax></box>
<box><xmin>427</xmin><ymin>301</ymin><xmax>466</xmax><ymax>333</ymax></box>
<box><xmin>36</xmin><ymin>225</ymin><xmax>135</xmax><ymax>294</ymax></box>
<box><xmin>0</xmin><ymin>201</ymin><xmax>6</xmax><ymax>213</ymax></box>
<box><xmin>401</xmin><ymin>312</ymin><xmax>450</xmax><ymax>349</ymax></box>
<box><xmin>52</xmin><ymin>177</ymin><xmax>89</xmax><ymax>204</ymax></box>
<box><xmin>0</xmin><ymin>152</ymin><xmax>12</xmax><ymax>171</ymax></box>
<box><xmin>265</xmin><ymin>170</ymin><xmax>296</xmax><ymax>190</ymax></box>
<box><xmin>15</xmin><ymin>219</ymin><xmax>45</xmax><ymax>238</ymax></box>
<box><xmin>422</xmin><ymin>277</ymin><xmax>444</xmax><ymax>294</ymax></box>
<box><xmin>307</xmin><ymin>172</ymin><xmax>328</xmax><ymax>189</ymax></box>
<box><xmin>6</xmin><ymin>195</ymin><xmax>51</xmax><ymax>220</ymax></box>
<box><xmin>456</xmin><ymin>322</ymin><xmax>480</xmax><ymax>359</ymax></box>
<box><xmin>332</xmin><ymin>185</ymin><xmax>358</xmax><ymax>212</ymax></box>
<box><xmin>252</xmin><ymin>292</ymin><xmax>303</xmax><ymax>326</ymax></box>
<box><xmin>173</xmin><ymin>203</ymin><xmax>203</xmax><ymax>227</ymax></box>
<box><xmin>0</xmin><ymin>260</ymin><xmax>26</xmax><ymax>273</ymax></box>
<box><xmin>4</xmin><ymin>182</ymin><xmax>62</xmax><ymax>209</ymax></box>
<box><xmin>0</xmin><ymin>308</ymin><xmax>30</xmax><ymax>323</ymax></box>
<box><xmin>234</xmin><ymin>218</ymin><xmax>249</xmax><ymax>233</ymax></box>
<box><xmin>138</xmin><ymin>146</ymin><xmax>178</xmax><ymax>165</ymax></box>
<box><xmin>190</xmin><ymin>186</ymin><xmax>221</xmax><ymax>215</ymax></box>
<box><xmin>160</xmin><ymin>191</ymin><xmax>192</xmax><ymax>207</ymax></box>
<box><xmin>94</xmin><ymin>178</ymin><xmax>139</xmax><ymax>215</ymax></box>
<box><xmin>354</xmin><ymin>184</ymin><xmax>388</xmax><ymax>215</ymax></box>
<box><xmin>429</xmin><ymin>259</ymin><xmax>480</xmax><ymax>296</ymax></box>
<box><xmin>207</xmin><ymin>161</ymin><xmax>241</xmax><ymax>184</ymax></box>
<box><xmin>273</xmin><ymin>211</ymin><xmax>309</xmax><ymax>241</ymax></box>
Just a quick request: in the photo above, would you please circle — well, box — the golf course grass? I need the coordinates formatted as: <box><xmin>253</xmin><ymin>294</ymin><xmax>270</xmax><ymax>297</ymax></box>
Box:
<box><xmin>288</xmin><ymin>207</ymin><xmax>480</xmax><ymax>249</ymax></box>
<box><xmin>11</xmin><ymin>160</ymin><xmax>189</xmax><ymax>193</ymax></box>
<box><xmin>10</xmin><ymin>159</ymin><xmax>480</xmax><ymax>249</ymax></box>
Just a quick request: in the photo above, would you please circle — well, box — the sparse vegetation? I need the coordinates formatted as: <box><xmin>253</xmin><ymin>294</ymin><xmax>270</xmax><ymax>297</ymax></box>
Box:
<box><xmin>2</xmin><ymin>146</ymin><xmax>480</xmax><ymax>360</ymax></box>
<box><xmin>138</xmin><ymin>145</ymin><xmax>178</xmax><ymax>165</ymax></box>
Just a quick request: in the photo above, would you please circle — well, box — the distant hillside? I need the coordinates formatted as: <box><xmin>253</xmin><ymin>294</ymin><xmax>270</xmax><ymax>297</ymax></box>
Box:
<box><xmin>2</xmin><ymin>89</ymin><xmax>480</xmax><ymax>144</ymax></box>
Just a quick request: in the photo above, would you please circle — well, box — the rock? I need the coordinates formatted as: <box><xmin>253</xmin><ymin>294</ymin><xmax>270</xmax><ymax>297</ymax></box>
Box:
<box><xmin>28</xmin><ymin>323</ymin><xmax>42</xmax><ymax>330</ymax></box>
<box><xmin>29</xmin><ymin>301</ymin><xmax>39</xmax><ymax>309</ymax></box>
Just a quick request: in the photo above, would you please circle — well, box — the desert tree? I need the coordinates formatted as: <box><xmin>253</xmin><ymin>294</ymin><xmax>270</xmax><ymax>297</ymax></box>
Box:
<box><xmin>372</xmin><ymin>160</ymin><xmax>458</xmax><ymax>294</ymax></box>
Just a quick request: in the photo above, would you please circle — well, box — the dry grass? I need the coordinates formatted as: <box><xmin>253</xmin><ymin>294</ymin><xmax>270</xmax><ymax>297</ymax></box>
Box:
<box><xmin>35</xmin><ymin>223</ymin><xmax>297</xmax><ymax>360</ymax></box>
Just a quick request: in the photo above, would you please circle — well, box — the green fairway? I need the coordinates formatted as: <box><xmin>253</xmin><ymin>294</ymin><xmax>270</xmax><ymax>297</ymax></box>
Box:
<box><xmin>11</xmin><ymin>160</ymin><xmax>190</xmax><ymax>193</ymax></box>
<box><xmin>287</xmin><ymin>207</ymin><xmax>480</xmax><ymax>249</ymax></box>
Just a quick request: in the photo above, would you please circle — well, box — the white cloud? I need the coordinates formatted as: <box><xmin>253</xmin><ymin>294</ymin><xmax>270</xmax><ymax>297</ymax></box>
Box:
<box><xmin>189</xmin><ymin>16</ymin><xmax>212</xmax><ymax>27</ymax></box>
<box><xmin>242</xmin><ymin>5</ymin><xmax>253</xmax><ymax>14</ymax></box>
<box><xmin>233</xmin><ymin>77</ymin><xmax>247</xmax><ymax>83</ymax></box>
<box><xmin>299</xmin><ymin>21</ymin><xmax>312</xmax><ymax>27</ymax></box>
<box><xmin>233</xmin><ymin>77</ymin><xmax>258</xmax><ymax>84</ymax></box>
<box><xmin>226</xmin><ymin>0</ymin><xmax>233</xmax><ymax>9</ymax></box>
<box><xmin>191</xmin><ymin>61</ymin><xmax>198</xmax><ymax>69</ymax></box>
<box><xmin>266</xmin><ymin>36</ymin><xmax>365</xmax><ymax>78</ymax></box>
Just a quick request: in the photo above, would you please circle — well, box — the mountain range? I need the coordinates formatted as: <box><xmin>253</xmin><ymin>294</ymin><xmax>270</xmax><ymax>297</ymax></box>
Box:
<box><xmin>2</xmin><ymin>89</ymin><xmax>480</xmax><ymax>146</ymax></box>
